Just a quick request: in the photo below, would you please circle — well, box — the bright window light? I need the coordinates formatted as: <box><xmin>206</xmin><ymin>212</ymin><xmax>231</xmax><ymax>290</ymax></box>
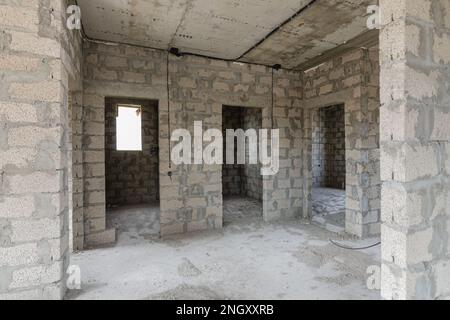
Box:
<box><xmin>116</xmin><ymin>105</ymin><xmax>142</xmax><ymax>151</ymax></box>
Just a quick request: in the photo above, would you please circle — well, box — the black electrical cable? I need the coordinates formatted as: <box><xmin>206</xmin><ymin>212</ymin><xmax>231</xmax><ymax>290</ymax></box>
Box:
<box><xmin>329</xmin><ymin>239</ymin><xmax>381</xmax><ymax>251</ymax></box>
<box><xmin>166</xmin><ymin>51</ymin><xmax>172</xmax><ymax>177</ymax></box>
<box><xmin>271</xmin><ymin>67</ymin><xmax>274</xmax><ymax>129</ymax></box>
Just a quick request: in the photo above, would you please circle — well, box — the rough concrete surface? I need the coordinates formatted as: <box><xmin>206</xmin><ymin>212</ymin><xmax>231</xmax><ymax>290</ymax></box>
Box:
<box><xmin>223</xmin><ymin>196</ymin><xmax>263</xmax><ymax>225</ymax></box>
<box><xmin>77</xmin><ymin>0</ymin><xmax>311</xmax><ymax>60</ymax></box>
<box><xmin>68</xmin><ymin>207</ymin><xmax>380</xmax><ymax>300</ymax></box>
<box><xmin>106</xmin><ymin>204</ymin><xmax>160</xmax><ymax>245</ymax></box>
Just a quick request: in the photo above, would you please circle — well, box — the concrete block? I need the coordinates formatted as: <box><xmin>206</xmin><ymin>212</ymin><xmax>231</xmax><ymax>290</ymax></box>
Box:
<box><xmin>187</xmin><ymin>220</ymin><xmax>207</xmax><ymax>232</ymax></box>
<box><xmin>85</xmin><ymin>228</ymin><xmax>115</xmax><ymax>247</ymax></box>
<box><xmin>431</xmin><ymin>110</ymin><xmax>450</xmax><ymax>141</ymax></box>
<box><xmin>9</xmin><ymin>81</ymin><xmax>61</xmax><ymax>102</ymax></box>
<box><xmin>9</xmin><ymin>262</ymin><xmax>62</xmax><ymax>289</ymax></box>
<box><xmin>93</xmin><ymin>68</ymin><xmax>118</xmax><ymax>81</ymax></box>
<box><xmin>0</xmin><ymin>148</ymin><xmax>37</xmax><ymax>170</ymax></box>
<box><xmin>212</xmin><ymin>81</ymin><xmax>229</xmax><ymax>92</ymax></box>
<box><xmin>160</xmin><ymin>223</ymin><xmax>184</xmax><ymax>237</ymax></box>
<box><xmin>104</xmin><ymin>56</ymin><xmax>128</xmax><ymax>68</ymax></box>
<box><xmin>186</xmin><ymin>197</ymin><xmax>207</xmax><ymax>208</ymax></box>
<box><xmin>10</xmin><ymin>217</ymin><xmax>61</xmax><ymax>242</ymax></box>
<box><xmin>0</xmin><ymin>5</ymin><xmax>39</xmax><ymax>31</ymax></box>
<box><xmin>178</xmin><ymin>77</ymin><xmax>197</xmax><ymax>88</ymax></box>
<box><xmin>435</xmin><ymin>260</ymin><xmax>450</xmax><ymax>298</ymax></box>
<box><xmin>0</xmin><ymin>54</ymin><xmax>40</xmax><ymax>72</ymax></box>
<box><xmin>6</xmin><ymin>172</ymin><xmax>63</xmax><ymax>194</ymax></box>
<box><xmin>407</xmin><ymin>228</ymin><xmax>433</xmax><ymax>265</ymax></box>
<box><xmin>8</xmin><ymin>126</ymin><xmax>61</xmax><ymax>148</ymax></box>
<box><xmin>381</xmin><ymin>225</ymin><xmax>407</xmax><ymax>268</ymax></box>
<box><xmin>123</xmin><ymin>71</ymin><xmax>146</xmax><ymax>83</ymax></box>
<box><xmin>10</xmin><ymin>31</ymin><xmax>59</xmax><ymax>57</ymax></box>
<box><xmin>404</xmin><ymin>144</ymin><xmax>439</xmax><ymax>181</ymax></box>
<box><xmin>380</xmin><ymin>263</ymin><xmax>407</xmax><ymax>300</ymax></box>
<box><xmin>0</xmin><ymin>196</ymin><xmax>35</xmax><ymax>218</ymax></box>
<box><xmin>381</xmin><ymin>183</ymin><xmax>423</xmax><ymax>227</ymax></box>
<box><xmin>0</xmin><ymin>243</ymin><xmax>39</xmax><ymax>267</ymax></box>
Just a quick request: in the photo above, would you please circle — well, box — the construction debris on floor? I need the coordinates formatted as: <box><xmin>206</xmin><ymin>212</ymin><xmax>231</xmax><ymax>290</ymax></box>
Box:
<box><xmin>68</xmin><ymin>210</ymin><xmax>380</xmax><ymax>300</ymax></box>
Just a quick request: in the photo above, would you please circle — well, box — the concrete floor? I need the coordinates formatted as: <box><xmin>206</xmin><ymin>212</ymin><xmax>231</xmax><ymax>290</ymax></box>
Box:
<box><xmin>68</xmin><ymin>196</ymin><xmax>380</xmax><ymax>300</ymax></box>
<box><xmin>223</xmin><ymin>196</ymin><xmax>262</xmax><ymax>225</ymax></box>
<box><xmin>311</xmin><ymin>188</ymin><xmax>346</xmax><ymax>234</ymax></box>
<box><xmin>106</xmin><ymin>203</ymin><xmax>160</xmax><ymax>245</ymax></box>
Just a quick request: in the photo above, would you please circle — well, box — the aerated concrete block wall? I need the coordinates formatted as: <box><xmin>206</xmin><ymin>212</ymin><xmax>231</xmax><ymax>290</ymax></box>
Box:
<box><xmin>82</xmin><ymin>41</ymin><xmax>303</xmax><ymax>239</ymax></box>
<box><xmin>380</xmin><ymin>0</ymin><xmax>450</xmax><ymax>300</ymax></box>
<box><xmin>302</xmin><ymin>46</ymin><xmax>381</xmax><ymax>237</ymax></box>
<box><xmin>68</xmin><ymin>91</ymin><xmax>84</xmax><ymax>252</ymax></box>
<box><xmin>0</xmin><ymin>0</ymin><xmax>82</xmax><ymax>299</ymax></box>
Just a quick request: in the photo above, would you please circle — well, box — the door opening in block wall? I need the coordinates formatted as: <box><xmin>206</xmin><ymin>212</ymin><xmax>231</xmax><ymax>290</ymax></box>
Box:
<box><xmin>310</xmin><ymin>104</ymin><xmax>346</xmax><ymax>233</ymax></box>
<box><xmin>104</xmin><ymin>97</ymin><xmax>160</xmax><ymax>239</ymax></box>
<box><xmin>222</xmin><ymin>105</ymin><xmax>263</xmax><ymax>225</ymax></box>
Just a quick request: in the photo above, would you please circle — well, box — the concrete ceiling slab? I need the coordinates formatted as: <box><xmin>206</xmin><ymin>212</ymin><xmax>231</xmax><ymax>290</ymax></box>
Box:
<box><xmin>241</xmin><ymin>0</ymin><xmax>376</xmax><ymax>69</ymax></box>
<box><xmin>78</xmin><ymin>0</ymin><xmax>311</xmax><ymax>59</ymax></box>
<box><xmin>77</xmin><ymin>0</ymin><xmax>378</xmax><ymax>69</ymax></box>
<box><xmin>78</xmin><ymin>0</ymin><xmax>187</xmax><ymax>48</ymax></box>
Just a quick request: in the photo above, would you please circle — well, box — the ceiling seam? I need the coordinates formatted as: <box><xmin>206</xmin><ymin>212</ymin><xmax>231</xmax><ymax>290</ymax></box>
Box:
<box><xmin>235</xmin><ymin>0</ymin><xmax>318</xmax><ymax>61</ymax></box>
<box><xmin>168</xmin><ymin>0</ymin><xmax>194</xmax><ymax>50</ymax></box>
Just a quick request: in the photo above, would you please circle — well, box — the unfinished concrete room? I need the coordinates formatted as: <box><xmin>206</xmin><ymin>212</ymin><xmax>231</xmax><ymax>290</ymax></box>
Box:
<box><xmin>1</xmin><ymin>0</ymin><xmax>450</xmax><ymax>303</ymax></box>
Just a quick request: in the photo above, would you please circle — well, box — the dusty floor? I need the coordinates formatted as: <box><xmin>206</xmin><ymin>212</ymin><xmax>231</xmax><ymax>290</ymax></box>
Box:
<box><xmin>106</xmin><ymin>203</ymin><xmax>160</xmax><ymax>243</ymax></box>
<box><xmin>311</xmin><ymin>188</ymin><xmax>345</xmax><ymax>233</ymax></box>
<box><xmin>223</xmin><ymin>196</ymin><xmax>262</xmax><ymax>224</ymax></box>
<box><xmin>68</xmin><ymin>196</ymin><xmax>380</xmax><ymax>300</ymax></box>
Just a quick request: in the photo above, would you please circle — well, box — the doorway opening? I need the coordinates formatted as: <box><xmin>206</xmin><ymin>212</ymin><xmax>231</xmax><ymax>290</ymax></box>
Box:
<box><xmin>105</xmin><ymin>97</ymin><xmax>160</xmax><ymax>243</ymax></box>
<box><xmin>222</xmin><ymin>106</ymin><xmax>263</xmax><ymax>225</ymax></box>
<box><xmin>311</xmin><ymin>104</ymin><xmax>346</xmax><ymax>233</ymax></box>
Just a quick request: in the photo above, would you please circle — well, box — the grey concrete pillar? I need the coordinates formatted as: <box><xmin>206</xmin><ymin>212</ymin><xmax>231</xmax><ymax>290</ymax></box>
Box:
<box><xmin>380</xmin><ymin>0</ymin><xmax>450</xmax><ymax>299</ymax></box>
<box><xmin>0</xmin><ymin>0</ymin><xmax>73</xmax><ymax>299</ymax></box>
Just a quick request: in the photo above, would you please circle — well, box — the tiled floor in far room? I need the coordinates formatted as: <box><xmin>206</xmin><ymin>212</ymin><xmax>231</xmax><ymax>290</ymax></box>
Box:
<box><xmin>311</xmin><ymin>188</ymin><xmax>346</xmax><ymax>234</ymax></box>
